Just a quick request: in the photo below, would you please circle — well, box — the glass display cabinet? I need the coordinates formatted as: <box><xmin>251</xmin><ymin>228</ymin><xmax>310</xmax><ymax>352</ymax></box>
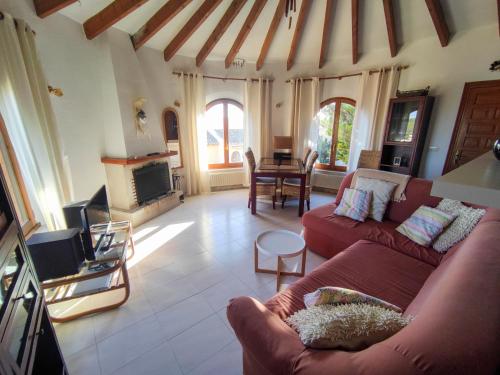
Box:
<box><xmin>380</xmin><ymin>95</ymin><xmax>434</xmax><ymax>176</ymax></box>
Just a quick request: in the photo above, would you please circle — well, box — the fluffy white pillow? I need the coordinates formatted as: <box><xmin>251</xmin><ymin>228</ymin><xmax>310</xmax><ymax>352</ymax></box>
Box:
<box><xmin>355</xmin><ymin>177</ymin><xmax>397</xmax><ymax>222</ymax></box>
<box><xmin>432</xmin><ymin>199</ymin><xmax>486</xmax><ymax>252</ymax></box>
<box><xmin>286</xmin><ymin>303</ymin><xmax>411</xmax><ymax>350</ymax></box>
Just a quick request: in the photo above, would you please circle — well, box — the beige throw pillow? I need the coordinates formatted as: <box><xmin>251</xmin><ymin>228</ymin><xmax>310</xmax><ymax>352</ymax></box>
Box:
<box><xmin>286</xmin><ymin>304</ymin><xmax>411</xmax><ymax>350</ymax></box>
<box><xmin>354</xmin><ymin>177</ymin><xmax>397</xmax><ymax>222</ymax></box>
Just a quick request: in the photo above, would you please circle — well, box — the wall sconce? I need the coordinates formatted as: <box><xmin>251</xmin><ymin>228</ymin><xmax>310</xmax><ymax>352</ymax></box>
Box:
<box><xmin>489</xmin><ymin>60</ymin><xmax>500</xmax><ymax>72</ymax></box>
<box><xmin>48</xmin><ymin>85</ymin><xmax>63</xmax><ymax>97</ymax></box>
<box><xmin>174</xmin><ymin>100</ymin><xmax>180</xmax><ymax>107</ymax></box>
<box><xmin>133</xmin><ymin>97</ymin><xmax>148</xmax><ymax>136</ymax></box>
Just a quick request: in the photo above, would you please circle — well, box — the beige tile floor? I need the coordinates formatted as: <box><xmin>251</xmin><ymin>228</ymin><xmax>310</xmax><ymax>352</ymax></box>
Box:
<box><xmin>56</xmin><ymin>189</ymin><xmax>333</xmax><ymax>375</ymax></box>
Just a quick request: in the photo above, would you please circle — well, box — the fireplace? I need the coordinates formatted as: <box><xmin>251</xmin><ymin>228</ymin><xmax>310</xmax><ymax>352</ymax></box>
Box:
<box><xmin>101</xmin><ymin>152</ymin><xmax>181</xmax><ymax>227</ymax></box>
<box><xmin>133</xmin><ymin>162</ymin><xmax>171</xmax><ymax>205</ymax></box>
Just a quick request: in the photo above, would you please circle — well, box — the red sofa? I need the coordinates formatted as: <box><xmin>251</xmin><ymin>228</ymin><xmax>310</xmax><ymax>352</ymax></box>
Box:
<box><xmin>227</xmin><ymin>173</ymin><xmax>500</xmax><ymax>375</ymax></box>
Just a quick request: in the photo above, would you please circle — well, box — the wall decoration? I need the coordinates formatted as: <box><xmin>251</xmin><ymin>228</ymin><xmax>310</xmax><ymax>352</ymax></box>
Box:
<box><xmin>489</xmin><ymin>60</ymin><xmax>500</xmax><ymax>72</ymax></box>
<box><xmin>133</xmin><ymin>97</ymin><xmax>149</xmax><ymax>138</ymax></box>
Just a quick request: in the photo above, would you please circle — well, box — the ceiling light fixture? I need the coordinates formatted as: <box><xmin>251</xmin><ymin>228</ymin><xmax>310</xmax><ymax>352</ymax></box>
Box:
<box><xmin>285</xmin><ymin>0</ymin><xmax>296</xmax><ymax>29</ymax></box>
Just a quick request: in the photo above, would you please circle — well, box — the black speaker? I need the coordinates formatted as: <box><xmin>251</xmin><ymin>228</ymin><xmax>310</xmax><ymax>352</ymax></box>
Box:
<box><xmin>26</xmin><ymin>228</ymin><xmax>85</xmax><ymax>282</ymax></box>
<box><xmin>63</xmin><ymin>200</ymin><xmax>88</xmax><ymax>229</ymax></box>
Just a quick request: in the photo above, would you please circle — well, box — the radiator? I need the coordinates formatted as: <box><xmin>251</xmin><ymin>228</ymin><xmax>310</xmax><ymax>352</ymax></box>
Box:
<box><xmin>209</xmin><ymin>171</ymin><xmax>245</xmax><ymax>188</ymax></box>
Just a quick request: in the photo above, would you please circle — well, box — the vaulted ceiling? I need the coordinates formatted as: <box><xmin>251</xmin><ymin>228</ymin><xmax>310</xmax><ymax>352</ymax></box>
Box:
<box><xmin>34</xmin><ymin>0</ymin><xmax>499</xmax><ymax>70</ymax></box>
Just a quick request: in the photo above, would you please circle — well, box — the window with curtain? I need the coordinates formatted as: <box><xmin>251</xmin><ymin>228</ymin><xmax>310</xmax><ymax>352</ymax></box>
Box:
<box><xmin>316</xmin><ymin>97</ymin><xmax>356</xmax><ymax>171</ymax></box>
<box><xmin>205</xmin><ymin>99</ymin><xmax>244</xmax><ymax>169</ymax></box>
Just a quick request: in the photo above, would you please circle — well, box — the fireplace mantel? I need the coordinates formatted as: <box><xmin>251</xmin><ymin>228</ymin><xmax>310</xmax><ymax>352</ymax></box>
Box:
<box><xmin>101</xmin><ymin>151</ymin><xmax>177</xmax><ymax>165</ymax></box>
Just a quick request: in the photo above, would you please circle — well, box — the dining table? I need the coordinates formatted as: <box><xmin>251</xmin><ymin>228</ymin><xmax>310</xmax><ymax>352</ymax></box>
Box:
<box><xmin>251</xmin><ymin>157</ymin><xmax>307</xmax><ymax>217</ymax></box>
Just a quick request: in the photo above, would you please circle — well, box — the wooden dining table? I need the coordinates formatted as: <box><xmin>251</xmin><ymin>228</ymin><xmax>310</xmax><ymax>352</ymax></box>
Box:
<box><xmin>251</xmin><ymin>157</ymin><xmax>307</xmax><ymax>217</ymax></box>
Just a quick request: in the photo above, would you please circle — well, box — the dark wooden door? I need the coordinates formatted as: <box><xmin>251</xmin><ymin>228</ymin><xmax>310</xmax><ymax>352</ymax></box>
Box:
<box><xmin>443</xmin><ymin>80</ymin><xmax>500</xmax><ymax>173</ymax></box>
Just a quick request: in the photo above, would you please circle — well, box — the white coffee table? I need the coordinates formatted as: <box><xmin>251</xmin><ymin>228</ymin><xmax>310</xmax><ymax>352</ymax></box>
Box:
<box><xmin>254</xmin><ymin>230</ymin><xmax>307</xmax><ymax>292</ymax></box>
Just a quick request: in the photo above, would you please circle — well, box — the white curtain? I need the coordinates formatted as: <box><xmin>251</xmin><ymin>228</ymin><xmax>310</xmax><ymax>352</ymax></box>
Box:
<box><xmin>289</xmin><ymin>77</ymin><xmax>320</xmax><ymax>159</ymax></box>
<box><xmin>347</xmin><ymin>66</ymin><xmax>400</xmax><ymax>172</ymax></box>
<box><xmin>179</xmin><ymin>73</ymin><xmax>209</xmax><ymax>195</ymax></box>
<box><xmin>243</xmin><ymin>78</ymin><xmax>272</xmax><ymax>186</ymax></box>
<box><xmin>0</xmin><ymin>15</ymin><xmax>69</xmax><ymax>230</ymax></box>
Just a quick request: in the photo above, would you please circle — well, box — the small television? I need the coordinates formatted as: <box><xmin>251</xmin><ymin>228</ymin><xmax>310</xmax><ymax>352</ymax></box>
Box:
<box><xmin>81</xmin><ymin>186</ymin><xmax>111</xmax><ymax>260</ymax></box>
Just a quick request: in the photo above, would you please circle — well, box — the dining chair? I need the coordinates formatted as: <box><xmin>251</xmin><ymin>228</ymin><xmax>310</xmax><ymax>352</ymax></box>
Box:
<box><xmin>281</xmin><ymin>151</ymin><xmax>319</xmax><ymax>211</ymax></box>
<box><xmin>302</xmin><ymin>147</ymin><xmax>312</xmax><ymax>167</ymax></box>
<box><xmin>357</xmin><ymin>150</ymin><xmax>382</xmax><ymax>169</ymax></box>
<box><xmin>245</xmin><ymin>148</ymin><xmax>277</xmax><ymax>209</ymax></box>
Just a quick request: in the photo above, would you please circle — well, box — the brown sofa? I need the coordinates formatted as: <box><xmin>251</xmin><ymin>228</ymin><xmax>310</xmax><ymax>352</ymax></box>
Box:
<box><xmin>227</xmin><ymin>173</ymin><xmax>500</xmax><ymax>374</ymax></box>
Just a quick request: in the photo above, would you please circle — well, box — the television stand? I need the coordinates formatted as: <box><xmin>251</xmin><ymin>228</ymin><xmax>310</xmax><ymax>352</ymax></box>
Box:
<box><xmin>40</xmin><ymin>220</ymin><xmax>135</xmax><ymax>323</ymax></box>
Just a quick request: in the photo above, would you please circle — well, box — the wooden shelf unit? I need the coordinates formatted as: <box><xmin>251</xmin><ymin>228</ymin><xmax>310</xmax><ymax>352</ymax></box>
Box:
<box><xmin>380</xmin><ymin>95</ymin><xmax>434</xmax><ymax>176</ymax></box>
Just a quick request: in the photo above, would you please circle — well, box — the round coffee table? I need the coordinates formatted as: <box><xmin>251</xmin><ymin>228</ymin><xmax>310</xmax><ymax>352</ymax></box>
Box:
<box><xmin>254</xmin><ymin>230</ymin><xmax>307</xmax><ymax>292</ymax></box>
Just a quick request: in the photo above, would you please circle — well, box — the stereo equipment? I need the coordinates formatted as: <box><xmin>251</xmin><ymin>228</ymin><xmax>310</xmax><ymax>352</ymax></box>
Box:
<box><xmin>63</xmin><ymin>200</ymin><xmax>88</xmax><ymax>229</ymax></box>
<box><xmin>26</xmin><ymin>228</ymin><xmax>85</xmax><ymax>282</ymax></box>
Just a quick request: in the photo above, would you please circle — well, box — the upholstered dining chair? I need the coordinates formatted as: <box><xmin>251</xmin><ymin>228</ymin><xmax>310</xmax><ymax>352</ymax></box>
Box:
<box><xmin>281</xmin><ymin>151</ymin><xmax>319</xmax><ymax>211</ymax></box>
<box><xmin>302</xmin><ymin>147</ymin><xmax>312</xmax><ymax>167</ymax></box>
<box><xmin>245</xmin><ymin>148</ymin><xmax>277</xmax><ymax>209</ymax></box>
<box><xmin>357</xmin><ymin>150</ymin><xmax>382</xmax><ymax>169</ymax></box>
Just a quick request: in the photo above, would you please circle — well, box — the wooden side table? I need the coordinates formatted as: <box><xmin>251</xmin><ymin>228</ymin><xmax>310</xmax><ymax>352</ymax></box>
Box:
<box><xmin>41</xmin><ymin>220</ymin><xmax>135</xmax><ymax>322</ymax></box>
<box><xmin>254</xmin><ymin>230</ymin><xmax>306</xmax><ymax>292</ymax></box>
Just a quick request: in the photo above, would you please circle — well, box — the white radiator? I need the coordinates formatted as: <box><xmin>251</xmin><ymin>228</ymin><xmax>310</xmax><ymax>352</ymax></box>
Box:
<box><xmin>209</xmin><ymin>171</ymin><xmax>245</xmax><ymax>188</ymax></box>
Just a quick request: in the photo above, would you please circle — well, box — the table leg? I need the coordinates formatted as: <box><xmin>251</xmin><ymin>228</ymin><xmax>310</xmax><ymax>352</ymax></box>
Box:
<box><xmin>251</xmin><ymin>172</ymin><xmax>257</xmax><ymax>215</ymax></box>
<box><xmin>300</xmin><ymin>248</ymin><xmax>307</xmax><ymax>276</ymax></box>
<box><xmin>276</xmin><ymin>256</ymin><xmax>283</xmax><ymax>292</ymax></box>
<box><xmin>254</xmin><ymin>242</ymin><xmax>258</xmax><ymax>272</ymax></box>
<box><xmin>298</xmin><ymin>174</ymin><xmax>306</xmax><ymax>217</ymax></box>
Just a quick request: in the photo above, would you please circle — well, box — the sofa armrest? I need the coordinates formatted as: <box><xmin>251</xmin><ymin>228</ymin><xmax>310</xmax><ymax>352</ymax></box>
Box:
<box><xmin>227</xmin><ymin>296</ymin><xmax>305</xmax><ymax>375</ymax></box>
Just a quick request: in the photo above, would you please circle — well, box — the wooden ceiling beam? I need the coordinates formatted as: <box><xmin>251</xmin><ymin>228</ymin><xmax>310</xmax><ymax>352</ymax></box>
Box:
<box><xmin>83</xmin><ymin>0</ymin><xmax>148</xmax><ymax>40</ymax></box>
<box><xmin>287</xmin><ymin>0</ymin><xmax>312</xmax><ymax>71</ymax></box>
<box><xmin>33</xmin><ymin>0</ymin><xmax>77</xmax><ymax>18</ymax></box>
<box><xmin>319</xmin><ymin>0</ymin><xmax>335</xmax><ymax>69</ymax></box>
<box><xmin>382</xmin><ymin>0</ymin><xmax>398</xmax><ymax>57</ymax></box>
<box><xmin>424</xmin><ymin>0</ymin><xmax>450</xmax><ymax>47</ymax></box>
<box><xmin>132</xmin><ymin>0</ymin><xmax>192</xmax><ymax>50</ymax></box>
<box><xmin>196</xmin><ymin>0</ymin><xmax>247</xmax><ymax>67</ymax></box>
<box><xmin>497</xmin><ymin>0</ymin><xmax>499</xmax><ymax>37</ymax></box>
<box><xmin>164</xmin><ymin>0</ymin><xmax>223</xmax><ymax>61</ymax></box>
<box><xmin>256</xmin><ymin>0</ymin><xmax>285</xmax><ymax>71</ymax></box>
<box><xmin>225</xmin><ymin>0</ymin><xmax>267</xmax><ymax>69</ymax></box>
<box><xmin>351</xmin><ymin>0</ymin><xmax>359</xmax><ymax>64</ymax></box>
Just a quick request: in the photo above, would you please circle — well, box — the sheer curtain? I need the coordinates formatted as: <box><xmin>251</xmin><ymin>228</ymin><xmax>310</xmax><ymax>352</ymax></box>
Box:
<box><xmin>0</xmin><ymin>14</ymin><xmax>69</xmax><ymax>230</ymax></box>
<box><xmin>179</xmin><ymin>73</ymin><xmax>209</xmax><ymax>195</ymax></box>
<box><xmin>289</xmin><ymin>77</ymin><xmax>320</xmax><ymax>159</ymax></box>
<box><xmin>347</xmin><ymin>66</ymin><xmax>401</xmax><ymax>172</ymax></box>
<box><xmin>243</xmin><ymin>78</ymin><xmax>272</xmax><ymax>186</ymax></box>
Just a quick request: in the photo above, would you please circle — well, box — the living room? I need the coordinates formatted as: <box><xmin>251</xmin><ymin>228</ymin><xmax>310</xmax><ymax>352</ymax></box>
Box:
<box><xmin>0</xmin><ymin>0</ymin><xmax>498</xmax><ymax>374</ymax></box>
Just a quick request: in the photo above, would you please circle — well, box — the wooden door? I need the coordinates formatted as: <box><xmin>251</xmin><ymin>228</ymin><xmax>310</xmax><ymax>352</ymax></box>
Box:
<box><xmin>443</xmin><ymin>80</ymin><xmax>500</xmax><ymax>173</ymax></box>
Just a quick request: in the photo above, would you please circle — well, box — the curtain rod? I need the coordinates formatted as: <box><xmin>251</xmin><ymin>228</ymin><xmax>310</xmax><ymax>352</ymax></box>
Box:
<box><xmin>172</xmin><ymin>72</ymin><xmax>274</xmax><ymax>83</ymax></box>
<box><xmin>285</xmin><ymin>65</ymin><xmax>409</xmax><ymax>83</ymax></box>
<box><xmin>0</xmin><ymin>11</ymin><xmax>37</xmax><ymax>35</ymax></box>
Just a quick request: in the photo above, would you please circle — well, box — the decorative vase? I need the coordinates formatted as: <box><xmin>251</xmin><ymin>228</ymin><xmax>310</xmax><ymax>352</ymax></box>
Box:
<box><xmin>494</xmin><ymin>139</ymin><xmax>500</xmax><ymax>160</ymax></box>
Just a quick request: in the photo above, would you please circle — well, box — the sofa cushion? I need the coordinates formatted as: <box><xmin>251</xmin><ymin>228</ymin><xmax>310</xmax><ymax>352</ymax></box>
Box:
<box><xmin>286</xmin><ymin>303</ymin><xmax>411</xmax><ymax>350</ymax></box>
<box><xmin>302</xmin><ymin>203</ymin><xmax>443</xmax><ymax>266</ymax></box>
<box><xmin>354</xmin><ymin>177</ymin><xmax>397</xmax><ymax>221</ymax></box>
<box><xmin>334</xmin><ymin>188</ymin><xmax>372</xmax><ymax>222</ymax></box>
<box><xmin>265</xmin><ymin>240</ymin><xmax>435</xmax><ymax>320</ymax></box>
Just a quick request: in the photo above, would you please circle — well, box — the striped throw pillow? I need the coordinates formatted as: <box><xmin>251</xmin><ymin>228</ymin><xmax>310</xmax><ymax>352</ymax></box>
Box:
<box><xmin>396</xmin><ymin>206</ymin><xmax>456</xmax><ymax>247</ymax></box>
<box><xmin>334</xmin><ymin>188</ymin><xmax>372</xmax><ymax>222</ymax></box>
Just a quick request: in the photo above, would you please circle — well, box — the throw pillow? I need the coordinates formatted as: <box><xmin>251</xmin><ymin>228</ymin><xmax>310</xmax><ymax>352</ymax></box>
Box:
<box><xmin>303</xmin><ymin>287</ymin><xmax>402</xmax><ymax>312</ymax></box>
<box><xmin>396</xmin><ymin>205</ymin><xmax>456</xmax><ymax>247</ymax></box>
<box><xmin>433</xmin><ymin>199</ymin><xmax>486</xmax><ymax>252</ymax></box>
<box><xmin>334</xmin><ymin>188</ymin><xmax>372</xmax><ymax>222</ymax></box>
<box><xmin>354</xmin><ymin>177</ymin><xmax>397</xmax><ymax>222</ymax></box>
<box><xmin>286</xmin><ymin>304</ymin><xmax>411</xmax><ymax>350</ymax></box>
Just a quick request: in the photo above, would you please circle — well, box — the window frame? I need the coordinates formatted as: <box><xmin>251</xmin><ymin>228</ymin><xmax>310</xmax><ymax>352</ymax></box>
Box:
<box><xmin>206</xmin><ymin>99</ymin><xmax>244</xmax><ymax>170</ymax></box>
<box><xmin>315</xmin><ymin>97</ymin><xmax>356</xmax><ymax>172</ymax></box>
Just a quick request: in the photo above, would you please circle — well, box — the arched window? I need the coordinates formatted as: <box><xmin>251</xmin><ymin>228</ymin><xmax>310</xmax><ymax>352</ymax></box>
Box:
<box><xmin>315</xmin><ymin>97</ymin><xmax>356</xmax><ymax>171</ymax></box>
<box><xmin>205</xmin><ymin>99</ymin><xmax>244</xmax><ymax>169</ymax></box>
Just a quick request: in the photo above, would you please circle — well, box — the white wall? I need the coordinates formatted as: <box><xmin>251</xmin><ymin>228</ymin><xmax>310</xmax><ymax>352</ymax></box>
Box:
<box><xmin>1</xmin><ymin>0</ymin><xmax>498</xmax><ymax>199</ymax></box>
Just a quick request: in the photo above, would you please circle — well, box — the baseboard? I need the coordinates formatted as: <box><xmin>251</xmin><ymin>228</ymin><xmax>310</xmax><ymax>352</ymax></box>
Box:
<box><xmin>312</xmin><ymin>186</ymin><xmax>339</xmax><ymax>195</ymax></box>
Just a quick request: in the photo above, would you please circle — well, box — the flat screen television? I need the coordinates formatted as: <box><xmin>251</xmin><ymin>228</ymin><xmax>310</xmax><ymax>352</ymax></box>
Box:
<box><xmin>80</xmin><ymin>186</ymin><xmax>111</xmax><ymax>260</ymax></box>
